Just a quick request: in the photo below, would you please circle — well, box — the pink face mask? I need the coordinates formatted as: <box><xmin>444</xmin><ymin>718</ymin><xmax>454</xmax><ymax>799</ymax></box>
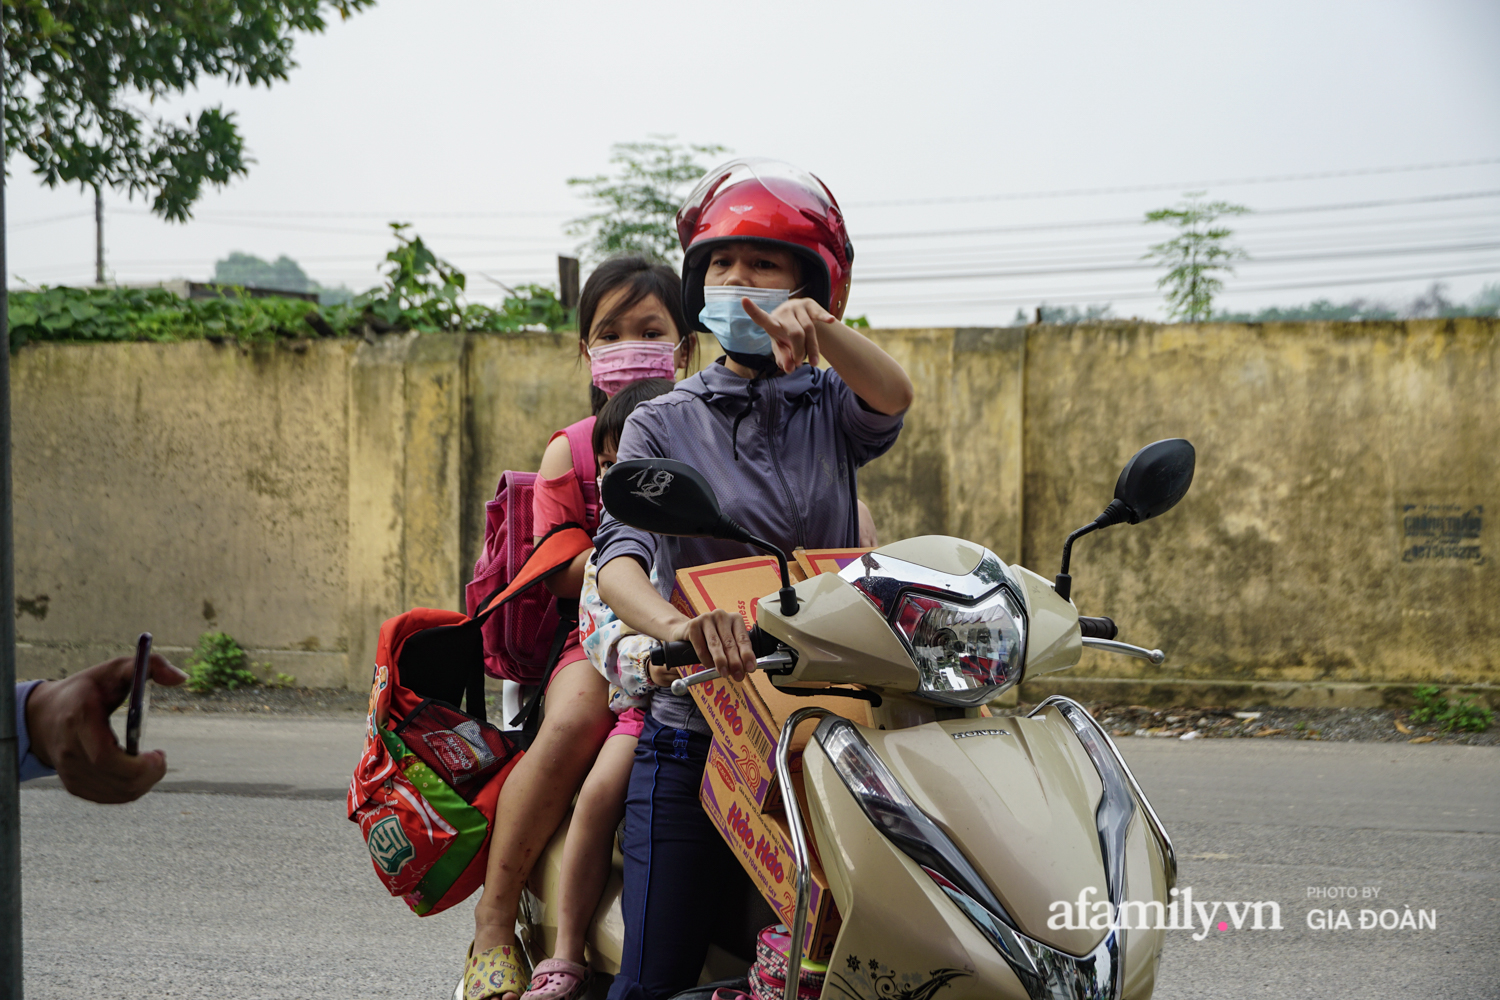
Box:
<box><xmin>588</xmin><ymin>339</ymin><xmax>679</xmax><ymax>396</ymax></box>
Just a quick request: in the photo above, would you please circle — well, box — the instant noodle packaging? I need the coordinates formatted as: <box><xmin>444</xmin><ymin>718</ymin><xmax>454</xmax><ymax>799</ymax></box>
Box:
<box><xmin>672</xmin><ymin>551</ymin><xmax>875</xmax><ymax>961</ymax></box>
<box><xmin>670</xmin><ymin>552</ymin><xmax>872</xmax><ymax>815</ymax></box>
<box><xmin>700</xmin><ymin>737</ymin><xmax>840</xmax><ymax>963</ymax></box>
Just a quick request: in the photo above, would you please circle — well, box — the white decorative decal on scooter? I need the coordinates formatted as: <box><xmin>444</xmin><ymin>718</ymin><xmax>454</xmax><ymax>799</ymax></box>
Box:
<box><xmin>826</xmin><ymin>958</ymin><xmax>967</xmax><ymax>1000</ymax></box>
<box><xmin>628</xmin><ymin>467</ymin><xmax>673</xmax><ymax>505</ymax></box>
<box><xmin>952</xmin><ymin>729</ymin><xmax>1010</xmax><ymax>740</ymax></box>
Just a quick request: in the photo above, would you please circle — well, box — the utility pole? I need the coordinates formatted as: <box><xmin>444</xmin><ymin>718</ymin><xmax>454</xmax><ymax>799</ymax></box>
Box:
<box><xmin>94</xmin><ymin>186</ymin><xmax>105</xmax><ymax>285</ymax></box>
<box><xmin>1</xmin><ymin>31</ymin><xmax>26</xmax><ymax>1000</ymax></box>
<box><xmin>557</xmin><ymin>255</ymin><xmax>580</xmax><ymax>312</ymax></box>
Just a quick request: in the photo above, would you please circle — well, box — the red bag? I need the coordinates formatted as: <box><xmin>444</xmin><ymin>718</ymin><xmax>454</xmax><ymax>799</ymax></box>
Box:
<box><xmin>466</xmin><ymin>417</ymin><xmax>599</xmax><ymax>683</ymax></box>
<box><xmin>349</xmin><ymin>526</ymin><xmax>593</xmax><ymax>916</ymax></box>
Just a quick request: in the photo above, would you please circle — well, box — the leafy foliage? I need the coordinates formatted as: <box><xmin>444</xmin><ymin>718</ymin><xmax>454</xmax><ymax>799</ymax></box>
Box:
<box><xmin>358</xmin><ymin>224</ymin><xmax>499</xmax><ymax>333</ymax></box>
<box><xmin>3</xmin><ymin>0</ymin><xmax>373</xmax><ymax>221</ymax></box>
<box><xmin>7</xmin><ymin>284</ymin><xmax>331</xmax><ymax>348</ymax></box>
<box><xmin>1144</xmin><ymin>193</ymin><xmax>1249</xmax><ymax>322</ymax></box>
<box><xmin>1409</xmin><ymin>685</ymin><xmax>1492</xmax><ymax>733</ymax></box>
<box><xmin>567</xmin><ymin>137</ymin><xmax>729</xmax><ymax>265</ymax></box>
<box><xmin>185</xmin><ymin>632</ymin><xmax>262</xmax><ymax>692</ymax></box>
<box><xmin>7</xmin><ymin>225</ymin><xmax>575</xmax><ymax>348</ymax></box>
<box><xmin>358</xmin><ymin>225</ymin><xmax>571</xmax><ymax>333</ymax></box>
<box><xmin>494</xmin><ymin>284</ymin><xmax>572</xmax><ymax>332</ymax></box>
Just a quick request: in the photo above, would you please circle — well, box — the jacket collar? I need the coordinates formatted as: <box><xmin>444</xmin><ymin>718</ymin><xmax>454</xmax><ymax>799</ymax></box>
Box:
<box><xmin>679</xmin><ymin>357</ymin><xmax>825</xmax><ymax>409</ymax></box>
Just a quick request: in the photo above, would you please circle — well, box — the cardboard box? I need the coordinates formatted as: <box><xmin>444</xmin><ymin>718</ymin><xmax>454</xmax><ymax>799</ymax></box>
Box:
<box><xmin>669</xmin><ymin>554</ymin><xmax>872</xmax><ymax>814</ymax></box>
<box><xmin>670</xmin><ymin>551</ymin><xmax>881</xmax><ymax>962</ymax></box>
<box><xmin>793</xmin><ymin>547</ymin><xmax>874</xmax><ymax>579</ymax></box>
<box><xmin>701</xmin><ymin>737</ymin><xmax>840</xmax><ymax>962</ymax></box>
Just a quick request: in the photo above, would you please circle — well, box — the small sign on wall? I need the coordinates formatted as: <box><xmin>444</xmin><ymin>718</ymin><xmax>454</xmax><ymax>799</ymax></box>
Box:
<box><xmin>1401</xmin><ymin>504</ymin><xmax>1483</xmax><ymax>564</ymax></box>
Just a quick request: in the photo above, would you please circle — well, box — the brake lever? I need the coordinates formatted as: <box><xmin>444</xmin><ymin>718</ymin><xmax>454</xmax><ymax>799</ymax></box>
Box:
<box><xmin>1081</xmin><ymin>637</ymin><xmax>1165</xmax><ymax>664</ymax></box>
<box><xmin>669</xmin><ymin>650</ymin><xmax>796</xmax><ymax>696</ymax></box>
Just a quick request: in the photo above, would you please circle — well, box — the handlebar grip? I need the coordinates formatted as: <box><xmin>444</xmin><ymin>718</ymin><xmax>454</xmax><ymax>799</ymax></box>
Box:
<box><xmin>1080</xmin><ymin>617</ymin><xmax>1116</xmax><ymax>641</ymax></box>
<box><xmin>1078</xmin><ymin>616</ymin><xmax>1118</xmax><ymax>640</ymax></box>
<box><xmin>650</xmin><ymin>641</ymin><xmax>700</xmax><ymax>667</ymax></box>
<box><xmin>649</xmin><ymin>626</ymin><xmax>779</xmax><ymax>667</ymax></box>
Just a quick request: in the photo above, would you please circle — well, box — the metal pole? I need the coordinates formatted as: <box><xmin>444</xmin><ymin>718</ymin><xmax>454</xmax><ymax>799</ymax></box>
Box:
<box><xmin>94</xmin><ymin>187</ymin><xmax>104</xmax><ymax>285</ymax></box>
<box><xmin>0</xmin><ymin>23</ymin><xmax>27</xmax><ymax>998</ymax></box>
<box><xmin>774</xmin><ymin>707</ymin><xmax>831</xmax><ymax>1000</ymax></box>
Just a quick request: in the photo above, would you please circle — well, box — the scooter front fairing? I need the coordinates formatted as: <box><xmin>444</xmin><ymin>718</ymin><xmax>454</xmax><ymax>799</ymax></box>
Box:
<box><xmin>797</xmin><ymin>703</ymin><xmax>1172</xmax><ymax>1000</ymax></box>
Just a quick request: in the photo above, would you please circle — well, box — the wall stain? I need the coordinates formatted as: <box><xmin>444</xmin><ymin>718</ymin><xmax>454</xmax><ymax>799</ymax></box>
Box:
<box><xmin>16</xmin><ymin>594</ymin><xmax>49</xmax><ymax>620</ymax></box>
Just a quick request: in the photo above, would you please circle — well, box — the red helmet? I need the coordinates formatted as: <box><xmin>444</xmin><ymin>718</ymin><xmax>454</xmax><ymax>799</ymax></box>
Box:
<box><xmin>676</xmin><ymin>158</ymin><xmax>854</xmax><ymax>330</ymax></box>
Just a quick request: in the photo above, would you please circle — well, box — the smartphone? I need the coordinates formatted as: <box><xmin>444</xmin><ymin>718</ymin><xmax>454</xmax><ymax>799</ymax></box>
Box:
<box><xmin>125</xmin><ymin>632</ymin><xmax>152</xmax><ymax>756</ymax></box>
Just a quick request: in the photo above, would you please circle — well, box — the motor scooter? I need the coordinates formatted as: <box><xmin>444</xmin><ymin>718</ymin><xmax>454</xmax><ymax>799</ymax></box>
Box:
<box><xmin>499</xmin><ymin>438</ymin><xmax>1194</xmax><ymax>1000</ymax></box>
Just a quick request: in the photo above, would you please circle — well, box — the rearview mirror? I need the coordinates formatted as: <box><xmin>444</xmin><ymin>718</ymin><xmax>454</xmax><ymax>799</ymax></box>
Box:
<box><xmin>601</xmin><ymin>458</ymin><xmax>800</xmax><ymax>615</ymax></box>
<box><xmin>1054</xmin><ymin>437</ymin><xmax>1196</xmax><ymax>601</ymax></box>
<box><xmin>1113</xmin><ymin>438</ymin><xmax>1196</xmax><ymax>523</ymax></box>
<box><xmin>601</xmin><ymin>459</ymin><xmax>734</xmax><ymax>539</ymax></box>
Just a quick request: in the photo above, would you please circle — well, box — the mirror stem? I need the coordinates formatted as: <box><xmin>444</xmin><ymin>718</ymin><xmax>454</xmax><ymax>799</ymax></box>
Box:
<box><xmin>743</xmin><ymin>534</ymin><xmax>799</xmax><ymax>617</ymax></box>
<box><xmin>1055</xmin><ymin>500</ymin><xmax>1131</xmax><ymax>602</ymax></box>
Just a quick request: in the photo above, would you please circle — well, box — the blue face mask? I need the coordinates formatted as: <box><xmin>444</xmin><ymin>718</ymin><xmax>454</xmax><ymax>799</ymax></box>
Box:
<box><xmin>699</xmin><ymin>285</ymin><xmax>790</xmax><ymax>356</ymax></box>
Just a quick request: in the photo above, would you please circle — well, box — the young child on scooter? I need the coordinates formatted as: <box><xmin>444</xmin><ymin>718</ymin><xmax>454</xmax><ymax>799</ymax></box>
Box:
<box><xmin>464</xmin><ymin>259</ymin><xmax>696</xmax><ymax>1000</ymax></box>
<box><xmin>592</xmin><ymin>159</ymin><xmax>913</xmax><ymax>1000</ymax></box>
<box><xmin>518</xmin><ymin>378</ymin><xmax>676</xmax><ymax>1000</ymax></box>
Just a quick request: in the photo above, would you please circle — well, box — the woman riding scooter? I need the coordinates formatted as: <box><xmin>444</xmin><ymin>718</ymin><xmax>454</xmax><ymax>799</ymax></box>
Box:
<box><xmin>592</xmin><ymin>158</ymin><xmax>914</xmax><ymax>1000</ymax></box>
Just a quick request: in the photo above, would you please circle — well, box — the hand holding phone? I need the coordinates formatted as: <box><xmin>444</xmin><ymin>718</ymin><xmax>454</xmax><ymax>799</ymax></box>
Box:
<box><xmin>125</xmin><ymin>632</ymin><xmax>152</xmax><ymax>756</ymax></box>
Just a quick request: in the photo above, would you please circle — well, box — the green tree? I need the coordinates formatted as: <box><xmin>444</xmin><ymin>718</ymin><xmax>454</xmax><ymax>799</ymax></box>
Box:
<box><xmin>1144</xmin><ymin>193</ymin><xmax>1249</xmax><ymax>322</ymax></box>
<box><xmin>3</xmin><ymin>0</ymin><xmax>373</xmax><ymax>221</ymax></box>
<box><xmin>213</xmin><ymin>252</ymin><xmax>312</xmax><ymax>293</ymax></box>
<box><xmin>567</xmin><ymin>137</ymin><xmax>728</xmax><ymax>265</ymax></box>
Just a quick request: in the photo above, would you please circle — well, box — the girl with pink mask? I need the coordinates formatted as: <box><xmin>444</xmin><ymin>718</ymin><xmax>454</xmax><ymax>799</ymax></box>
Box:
<box><xmin>465</xmin><ymin>257</ymin><xmax>695</xmax><ymax>1000</ymax></box>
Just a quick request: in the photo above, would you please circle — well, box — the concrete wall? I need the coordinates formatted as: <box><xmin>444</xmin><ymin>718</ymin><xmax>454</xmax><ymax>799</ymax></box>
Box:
<box><xmin>13</xmin><ymin>339</ymin><xmax>357</xmax><ymax>686</ymax></box>
<box><xmin>12</xmin><ymin>318</ymin><xmax>1497</xmax><ymax>705</ymax></box>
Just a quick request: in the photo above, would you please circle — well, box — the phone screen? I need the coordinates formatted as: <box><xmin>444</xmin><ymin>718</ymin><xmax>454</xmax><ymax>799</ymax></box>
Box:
<box><xmin>125</xmin><ymin>632</ymin><xmax>152</xmax><ymax>756</ymax></box>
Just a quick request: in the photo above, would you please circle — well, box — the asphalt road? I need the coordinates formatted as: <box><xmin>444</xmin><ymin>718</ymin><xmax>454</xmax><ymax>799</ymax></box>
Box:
<box><xmin>19</xmin><ymin>716</ymin><xmax>1500</xmax><ymax>999</ymax></box>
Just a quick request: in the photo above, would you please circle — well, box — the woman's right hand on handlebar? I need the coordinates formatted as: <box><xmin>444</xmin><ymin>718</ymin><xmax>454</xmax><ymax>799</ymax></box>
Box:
<box><xmin>659</xmin><ymin>609</ymin><xmax>755</xmax><ymax>686</ymax></box>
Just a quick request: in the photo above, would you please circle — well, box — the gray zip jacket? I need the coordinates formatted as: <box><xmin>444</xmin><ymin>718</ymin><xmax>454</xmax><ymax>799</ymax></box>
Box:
<box><xmin>592</xmin><ymin>358</ymin><xmax>904</xmax><ymax>733</ymax></box>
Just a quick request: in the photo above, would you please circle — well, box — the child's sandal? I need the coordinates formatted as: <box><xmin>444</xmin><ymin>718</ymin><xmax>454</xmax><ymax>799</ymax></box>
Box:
<box><xmin>462</xmin><ymin>941</ymin><xmax>530</xmax><ymax>1000</ymax></box>
<box><xmin>521</xmin><ymin>958</ymin><xmax>589</xmax><ymax>1000</ymax></box>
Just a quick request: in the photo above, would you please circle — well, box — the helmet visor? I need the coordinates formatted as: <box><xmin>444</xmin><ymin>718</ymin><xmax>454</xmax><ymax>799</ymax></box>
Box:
<box><xmin>678</xmin><ymin>158</ymin><xmax>840</xmax><ymax>248</ymax></box>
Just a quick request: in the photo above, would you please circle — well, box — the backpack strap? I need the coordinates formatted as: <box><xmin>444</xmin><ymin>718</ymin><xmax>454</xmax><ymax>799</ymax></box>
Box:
<box><xmin>470</xmin><ymin>522</ymin><xmax>593</xmax><ymax>624</ymax></box>
<box><xmin>507</xmin><ymin>615</ymin><xmax>573</xmax><ymax>731</ymax></box>
<box><xmin>559</xmin><ymin>416</ymin><xmax>598</xmax><ymax>481</ymax></box>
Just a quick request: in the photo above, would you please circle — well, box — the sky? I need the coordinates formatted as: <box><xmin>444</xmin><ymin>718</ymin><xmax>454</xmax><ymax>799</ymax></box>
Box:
<box><xmin>6</xmin><ymin>0</ymin><xmax>1499</xmax><ymax>326</ymax></box>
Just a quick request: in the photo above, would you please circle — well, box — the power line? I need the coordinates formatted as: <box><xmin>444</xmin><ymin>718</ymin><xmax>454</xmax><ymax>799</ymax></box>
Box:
<box><xmin>8</xmin><ymin>210</ymin><xmax>94</xmax><ymax>231</ymax></box>
<box><xmin>855</xmin><ymin>210</ymin><xmax>1500</xmax><ymax>262</ymax></box>
<box><xmin>855</xmin><ymin>219</ymin><xmax>1500</xmax><ymax>270</ymax></box>
<box><xmin>109</xmin><ymin>210</ymin><xmax>566</xmax><ymax>244</ymax></box>
<box><xmin>187</xmin><ymin>208</ymin><xmax>573</xmax><ymax>220</ymax></box>
<box><xmin>854</xmin><ymin>240</ymin><xmax>1500</xmax><ymax>285</ymax></box>
<box><xmin>845</xmin><ymin>156</ymin><xmax>1500</xmax><ymax>208</ymax></box>
<box><xmin>853</xmin><ymin>189</ymin><xmax>1500</xmax><ymax>242</ymax></box>
<box><xmin>851</xmin><ymin>265</ymin><xmax>1500</xmax><ymax>310</ymax></box>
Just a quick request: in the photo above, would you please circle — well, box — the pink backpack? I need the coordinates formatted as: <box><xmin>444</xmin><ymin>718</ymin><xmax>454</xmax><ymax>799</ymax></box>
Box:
<box><xmin>465</xmin><ymin>416</ymin><xmax>599</xmax><ymax>684</ymax></box>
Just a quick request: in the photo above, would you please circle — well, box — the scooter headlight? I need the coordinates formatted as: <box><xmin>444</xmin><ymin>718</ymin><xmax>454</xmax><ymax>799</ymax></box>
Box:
<box><xmin>838</xmin><ymin>547</ymin><xmax>1027</xmax><ymax>706</ymax></box>
<box><xmin>890</xmin><ymin>588</ymin><xmax>1025</xmax><ymax>706</ymax></box>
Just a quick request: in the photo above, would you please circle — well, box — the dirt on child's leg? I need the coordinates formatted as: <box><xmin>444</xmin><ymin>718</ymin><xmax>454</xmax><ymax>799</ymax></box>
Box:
<box><xmin>553</xmin><ymin>732</ymin><xmax>638</xmax><ymax>965</ymax></box>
